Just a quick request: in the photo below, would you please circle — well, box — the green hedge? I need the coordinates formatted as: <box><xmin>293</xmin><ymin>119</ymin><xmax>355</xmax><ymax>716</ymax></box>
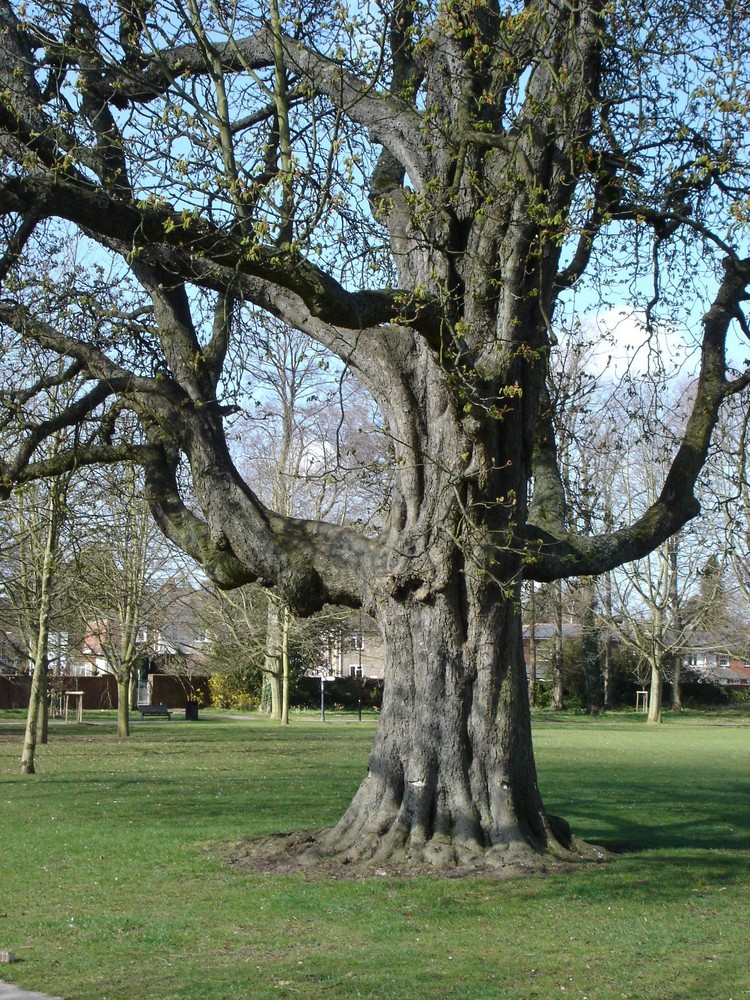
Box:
<box><xmin>292</xmin><ymin>675</ymin><xmax>383</xmax><ymax>710</ymax></box>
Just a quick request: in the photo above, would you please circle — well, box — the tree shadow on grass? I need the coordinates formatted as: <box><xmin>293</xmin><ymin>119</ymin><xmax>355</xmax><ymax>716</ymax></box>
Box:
<box><xmin>551</xmin><ymin>776</ymin><xmax>750</xmax><ymax>856</ymax></box>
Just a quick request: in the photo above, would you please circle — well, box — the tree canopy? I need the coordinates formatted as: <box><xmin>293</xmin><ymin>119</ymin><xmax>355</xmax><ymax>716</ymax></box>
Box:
<box><xmin>1</xmin><ymin>0</ymin><xmax>749</xmax><ymax>869</ymax></box>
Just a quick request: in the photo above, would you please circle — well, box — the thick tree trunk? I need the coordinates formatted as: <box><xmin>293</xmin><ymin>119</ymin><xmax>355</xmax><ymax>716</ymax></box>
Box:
<box><xmin>671</xmin><ymin>657</ymin><xmax>683</xmax><ymax>712</ymax></box>
<box><xmin>265</xmin><ymin>667</ymin><xmax>282</xmax><ymax>720</ymax></box>
<box><xmin>20</xmin><ymin>656</ymin><xmax>46</xmax><ymax>774</ymax></box>
<box><xmin>117</xmin><ymin>675</ymin><xmax>131</xmax><ymax>738</ymax></box>
<box><xmin>647</xmin><ymin>662</ymin><xmax>663</xmax><ymax>724</ymax></box>
<box><xmin>37</xmin><ymin>673</ymin><xmax>49</xmax><ymax>745</ymax></box>
<box><xmin>262</xmin><ymin>602</ymin><xmax>283</xmax><ymax>721</ymax></box>
<box><xmin>603</xmin><ymin>634</ymin><xmax>614</xmax><ymax>711</ymax></box>
<box><xmin>581</xmin><ymin>605</ymin><xmax>603</xmax><ymax>714</ymax></box>
<box><xmin>280</xmin><ymin>605</ymin><xmax>290</xmax><ymax>727</ymax></box>
<box><xmin>603</xmin><ymin>571</ymin><xmax>615</xmax><ymax>710</ymax></box>
<box><xmin>667</xmin><ymin>539</ymin><xmax>683</xmax><ymax>713</ymax></box>
<box><xmin>551</xmin><ymin>582</ymin><xmax>565</xmax><ymax>711</ymax></box>
<box><xmin>259</xmin><ymin>580</ymin><xmax>603</xmax><ymax>872</ymax></box>
<box><xmin>528</xmin><ymin>589</ymin><xmax>537</xmax><ymax>708</ymax></box>
<box><xmin>528</xmin><ymin>628</ymin><xmax>537</xmax><ymax>708</ymax></box>
<box><xmin>259</xmin><ymin>675</ymin><xmax>272</xmax><ymax>714</ymax></box>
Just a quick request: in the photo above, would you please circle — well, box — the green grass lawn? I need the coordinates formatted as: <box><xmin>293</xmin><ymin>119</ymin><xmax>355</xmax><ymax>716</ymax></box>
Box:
<box><xmin>0</xmin><ymin>708</ymin><xmax>748</xmax><ymax>1000</ymax></box>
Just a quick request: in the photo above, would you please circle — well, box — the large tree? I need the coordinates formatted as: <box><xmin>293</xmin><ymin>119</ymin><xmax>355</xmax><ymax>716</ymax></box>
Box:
<box><xmin>0</xmin><ymin>0</ymin><xmax>749</xmax><ymax>870</ymax></box>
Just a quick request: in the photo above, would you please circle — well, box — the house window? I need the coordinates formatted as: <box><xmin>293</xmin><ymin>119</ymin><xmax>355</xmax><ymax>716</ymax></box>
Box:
<box><xmin>719</xmin><ymin>656</ymin><xmax>729</xmax><ymax>667</ymax></box>
<box><xmin>349</xmin><ymin>664</ymin><xmax>363</xmax><ymax>678</ymax></box>
<box><xmin>350</xmin><ymin>634</ymin><xmax>364</xmax><ymax>651</ymax></box>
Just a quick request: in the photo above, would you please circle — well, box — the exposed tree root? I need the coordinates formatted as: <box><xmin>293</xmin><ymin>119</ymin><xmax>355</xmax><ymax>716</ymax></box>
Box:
<box><xmin>223</xmin><ymin>589</ymin><xmax>612</xmax><ymax>881</ymax></box>
<box><xmin>226</xmin><ymin>822</ymin><xmax>610</xmax><ymax>880</ymax></box>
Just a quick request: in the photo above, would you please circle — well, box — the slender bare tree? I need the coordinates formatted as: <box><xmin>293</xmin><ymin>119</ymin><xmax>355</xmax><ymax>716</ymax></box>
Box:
<box><xmin>19</xmin><ymin>469</ymin><xmax>68</xmax><ymax>772</ymax></box>
<box><xmin>232</xmin><ymin>319</ymin><xmax>386</xmax><ymax>719</ymax></box>
<box><xmin>74</xmin><ymin>464</ymin><xmax>178</xmax><ymax>737</ymax></box>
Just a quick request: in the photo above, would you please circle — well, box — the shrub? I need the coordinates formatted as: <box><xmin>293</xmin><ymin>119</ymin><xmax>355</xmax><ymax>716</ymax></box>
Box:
<box><xmin>208</xmin><ymin>672</ymin><xmax>260</xmax><ymax>710</ymax></box>
<box><xmin>292</xmin><ymin>675</ymin><xmax>383</xmax><ymax>710</ymax></box>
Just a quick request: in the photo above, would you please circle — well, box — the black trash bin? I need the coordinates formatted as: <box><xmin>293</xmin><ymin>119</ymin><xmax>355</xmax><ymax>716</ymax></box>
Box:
<box><xmin>185</xmin><ymin>700</ymin><xmax>199</xmax><ymax>721</ymax></box>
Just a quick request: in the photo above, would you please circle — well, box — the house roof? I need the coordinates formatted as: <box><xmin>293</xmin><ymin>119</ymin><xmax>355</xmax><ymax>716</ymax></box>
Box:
<box><xmin>523</xmin><ymin>623</ymin><xmax>582</xmax><ymax>641</ymax></box>
<box><xmin>691</xmin><ymin>661</ymin><xmax>750</xmax><ymax>686</ymax></box>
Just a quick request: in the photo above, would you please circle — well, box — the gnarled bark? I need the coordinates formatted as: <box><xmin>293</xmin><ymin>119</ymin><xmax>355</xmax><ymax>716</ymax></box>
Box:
<box><xmin>235</xmin><ymin>576</ymin><xmax>605</xmax><ymax>873</ymax></box>
<box><xmin>326</xmin><ymin>594</ymin><xmax>571</xmax><ymax>867</ymax></box>
<box><xmin>1</xmin><ymin>0</ymin><xmax>749</xmax><ymax>871</ymax></box>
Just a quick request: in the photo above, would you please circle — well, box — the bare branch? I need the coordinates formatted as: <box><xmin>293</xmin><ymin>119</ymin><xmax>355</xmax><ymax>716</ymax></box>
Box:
<box><xmin>526</xmin><ymin>256</ymin><xmax>750</xmax><ymax>581</ymax></box>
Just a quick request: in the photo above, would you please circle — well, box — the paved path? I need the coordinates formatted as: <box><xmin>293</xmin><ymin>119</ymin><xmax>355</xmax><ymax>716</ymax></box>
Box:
<box><xmin>0</xmin><ymin>982</ymin><xmax>60</xmax><ymax>999</ymax></box>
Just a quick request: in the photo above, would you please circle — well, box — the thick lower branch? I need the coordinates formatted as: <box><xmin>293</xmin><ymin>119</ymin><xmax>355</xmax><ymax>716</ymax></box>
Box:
<box><xmin>0</xmin><ymin>174</ymin><xmax>432</xmax><ymax>334</ymax></box>
<box><xmin>142</xmin><ymin>447</ymin><xmax>255</xmax><ymax>590</ymax></box>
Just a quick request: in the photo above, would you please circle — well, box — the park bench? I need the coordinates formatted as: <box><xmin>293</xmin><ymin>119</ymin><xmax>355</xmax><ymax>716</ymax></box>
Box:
<box><xmin>138</xmin><ymin>704</ymin><xmax>172</xmax><ymax>720</ymax></box>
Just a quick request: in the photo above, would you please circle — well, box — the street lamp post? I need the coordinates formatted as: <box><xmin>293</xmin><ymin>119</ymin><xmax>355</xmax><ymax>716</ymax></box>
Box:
<box><xmin>317</xmin><ymin>666</ymin><xmax>334</xmax><ymax>721</ymax></box>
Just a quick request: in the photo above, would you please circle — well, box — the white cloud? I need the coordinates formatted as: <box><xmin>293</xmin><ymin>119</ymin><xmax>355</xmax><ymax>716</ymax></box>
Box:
<box><xmin>574</xmin><ymin>307</ymin><xmax>701</xmax><ymax>381</ymax></box>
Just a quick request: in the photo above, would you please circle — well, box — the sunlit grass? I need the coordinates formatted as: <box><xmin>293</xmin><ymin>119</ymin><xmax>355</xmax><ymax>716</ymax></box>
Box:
<box><xmin>0</xmin><ymin>708</ymin><xmax>748</xmax><ymax>999</ymax></box>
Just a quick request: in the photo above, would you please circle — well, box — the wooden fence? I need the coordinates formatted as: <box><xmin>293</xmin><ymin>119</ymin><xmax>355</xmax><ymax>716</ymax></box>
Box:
<box><xmin>0</xmin><ymin>673</ymin><xmax>210</xmax><ymax>710</ymax></box>
<box><xmin>149</xmin><ymin>674</ymin><xmax>211</xmax><ymax>708</ymax></box>
<box><xmin>0</xmin><ymin>674</ymin><xmax>31</xmax><ymax>709</ymax></box>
